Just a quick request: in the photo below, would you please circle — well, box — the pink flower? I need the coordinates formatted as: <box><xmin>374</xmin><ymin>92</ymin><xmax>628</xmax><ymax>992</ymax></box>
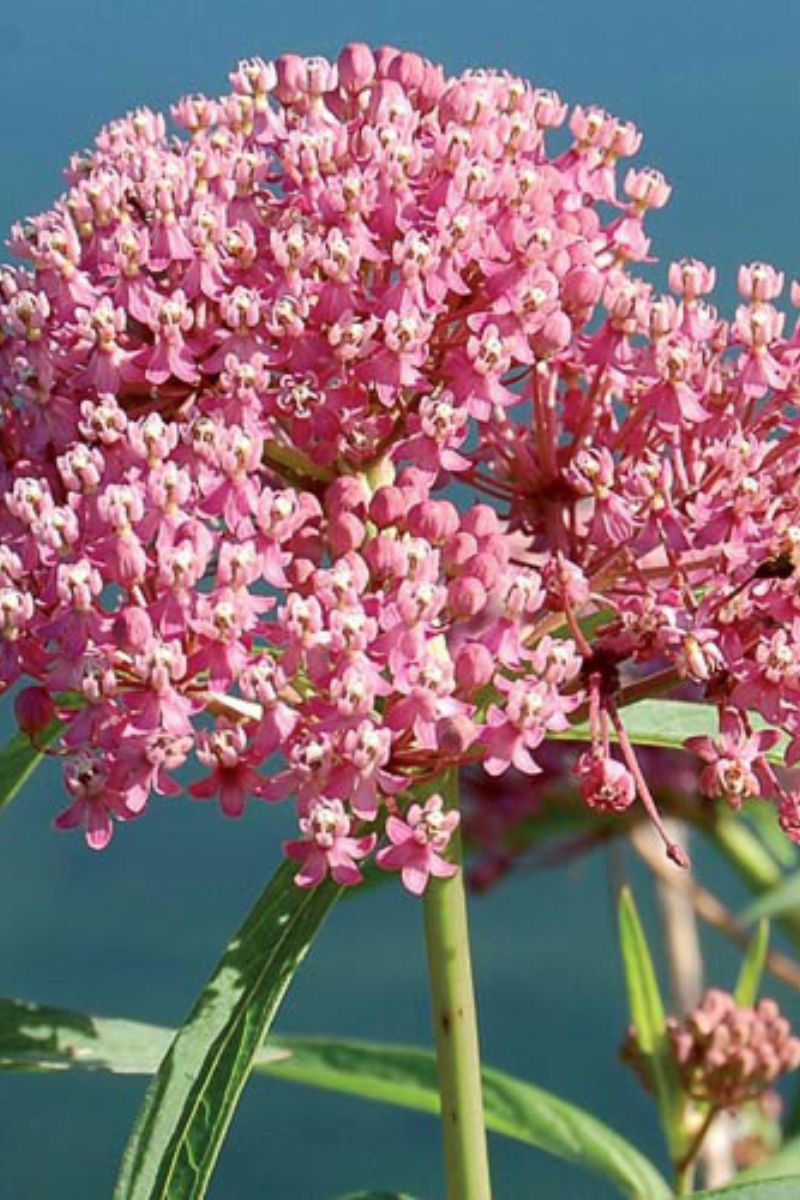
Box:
<box><xmin>577</xmin><ymin>751</ymin><xmax>636</xmax><ymax>814</ymax></box>
<box><xmin>284</xmin><ymin>799</ymin><xmax>376</xmax><ymax>887</ymax></box>
<box><xmin>376</xmin><ymin>795</ymin><xmax>460</xmax><ymax>895</ymax></box>
<box><xmin>685</xmin><ymin>712</ymin><xmax>780</xmax><ymax>808</ymax></box>
<box><xmin>54</xmin><ymin>752</ymin><xmax>140</xmax><ymax>850</ymax></box>
<box><xmin>189</xmin><ymin>721</ymin><xmax>269</xmax><ymax>816</ymax></box>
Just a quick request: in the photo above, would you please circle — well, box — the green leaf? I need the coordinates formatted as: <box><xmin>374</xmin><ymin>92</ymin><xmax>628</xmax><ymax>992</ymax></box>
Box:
<box><xmin>554</xmin><ymin>700</ymin><xmax>786</xmax><ymax>762</ymax></box>
<box><xmin>734</xmin><ymin>1130</ymin><xmax>800</xmax><ymax>1185</ymax></box>
<box><xmin>335</xmin><ymin>1194</ymin><xmax>421</xmax><ymax>1199</ymax></box>
<box><xmin>114</xmin><ymin>862</ymin><xmax>340</xmax><ymax>1200</ymax></box>
<box><xmin>617</xmin><ymin>887</ymin><xmax>684</xmax><ymax>1160</ymax></box>
<box><xmin>264</xmin><ymin>1037</ymin><xmax>672</xmax><ymax>1199</ymax></box>
<box><xmin>688</xmin><ymin>1179</ymin><xmax>800</xmax><ymax>1198</ymax></box>
<box><xmin>0</xmin><ymin>1000</ymin><xmax>671</xmax><ymax>1199</ymax></box>
<box><xmin>742</xmin><ymin>802</ymin><xmax>798</xmax><ymax>868</ymax></box>
<box><xmin>742</xmin><ymin>871</ymin><xmax>800</xmax><ymax>925</ymax></box>
<box><xmin>0</xmin><ymin>997</ymin><xmax>176</xmax><ymax>1073</ymax></box>
<box><xmin>734</xmin><ymin>919</ymin><xmax>770</xmax><ymax>1006</ymax></box>
<box><xmin>0</xmin><ymin>721</ymin><xmax>62</xmax><ymax>817</ymax></box>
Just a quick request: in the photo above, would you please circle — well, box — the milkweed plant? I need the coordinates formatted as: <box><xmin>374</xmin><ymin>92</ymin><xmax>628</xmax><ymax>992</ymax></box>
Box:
<box><xmin>3</xmin><ymin>41</ymin><xmax>800</xmax><ymax>1199</ymax></box>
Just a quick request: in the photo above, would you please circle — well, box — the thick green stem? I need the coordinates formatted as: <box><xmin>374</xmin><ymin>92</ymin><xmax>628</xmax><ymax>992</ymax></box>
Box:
<box><xmin>422</xmin><ymin>769</ymin><xmax>492</xmax><ymax>1200</ymax></box>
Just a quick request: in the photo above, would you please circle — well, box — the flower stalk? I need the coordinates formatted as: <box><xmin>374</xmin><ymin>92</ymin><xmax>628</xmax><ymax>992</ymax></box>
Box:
<box><xmin>423</xmin><ymin>768</ymin><xmax>492</xmax><ymax>1200</ymax></box>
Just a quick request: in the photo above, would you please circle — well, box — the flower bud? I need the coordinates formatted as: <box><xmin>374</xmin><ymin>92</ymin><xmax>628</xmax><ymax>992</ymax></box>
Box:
<box><xmin>442</xmin><ymin>533</ymin><xmax>479</xmax><ymax>572</ymax></box>
<box><xmin>436</xmin><ymin>714</ymin><xmax>478</xmax><ymax>755</ymax></box>
<box><xmin>274</xmin><ymin>54</ymin><xmax>306</xmax><ymax>105</ymax></box>
<box><xmin>531</xmin><ymin>310</ymin><xmax>572</xmax><ymax>357</ymax></box>
<box><xmin>462</xmin><ymin>504</ymin><xmax>501</xmax><ymax>539</ymax></box>
<box><xmin>369</xmin><ymin>485</ymin><xmax>407</xmax><ymax>527</ymax></box>
<box><xmin>112</xmin><ymin>606</ymin><xmax>153</xmax><ymax>652</ymax></box>
<box><xmin>363</xmin><ymin>534</ymin><xmax>408</xmax><ymax>582</ymax></box>
<box><xmin>325</xmin><ymin>475</ymin><xmax>369</xmax><ymax>518</ymax></box>
<box><xmin>454</xmin><ymin>643</ymin><xmax>494</xmax><ymax>693</ymax></box>
<box><xmin>407</xmin><ymin>499</ymin><xmax>460</xmax><ymax>544</ymax></box>
<box><xmin>337</xmin><ymin>43</ymin><xmax>376</xmax><ymax>94</ymax></box>
<box><xmin>386</xmin><ymin>50</ymin><xmax>427</xmax><ymax>92</ymax></box>
<box><xmin>328</xmin><ymin>512</ymin><xmax>365</xmax><ymax>555</ymax></box>
<box><xmin>448</xmin><ymin>576</ymin><xmax>488</xmax><ymax>619</ymax></box>
<box><xmin>14</xmin><ymin>686</ymin><xmax>56</xmax><ymax>737</ymax></box>
<box><xmin>562</xmin><ymin>265</ymin><xmax>602</xmax><ymax>312</ymax></box>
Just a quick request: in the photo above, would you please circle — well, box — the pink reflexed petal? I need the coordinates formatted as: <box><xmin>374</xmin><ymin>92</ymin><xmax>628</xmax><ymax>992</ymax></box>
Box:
<box><xmin>155</xmin><ymin>774</ymin><xmax>183</xmax><ymax>798</ymax></box>
<box><xmin>294</xmin><ymin>848</ymin><xmax>327</xmax><ymax>888</ymax></box>
<box><xmin>352</xmin><ymin>833</ymin><xmax>378</xmax><ymax>856</ymax></box>
<box><xmin>189</xmin><ymin>775</ymin><xmax>220</xmax><ymax>800</ymax></box>
<box><xmin>441</xmin><ymin>811</ymin><xmax>460</xmax><ymax>835</ymax></box>
<box><xmin>510</xmin><ymin>741</ymin><xmax>539</xmax><ymax>774</ymax></box>
<box><xmin>350</xmin><ymin>777</ymin><xmax>378</xmax><ymax>821</ymax></box>
<box><xmin>385</xmin><ymin>815</ymin><xmax>412</xmax><ymax>844</ymax></box>
<box><xmin>125</xmin><ymin>784</ymin><xmax>149</xmax><ymax>814</ymax></box>
<box><xmin>329</xmin><ymin>855</ymin><xmax>363</xmax><ymax>887</ymax></box>
<box><xmin>54</xmin><ymin>799</ymin><xmax>85</xmax><ymax>831</ymax></box>
<box><xmin>376</xmin><ymin>842</ymin><xmax>410</xmax><ymax>872</ymax></box>
<box><xmin>429</xmin><ymin>854</ymin><xmax>458</xmax><ymax>880</ymax></box>
<box><xmin>482</xmin><ymin>755</ymin><xmax>510</xmax><ymax>776</ymax></box>
<box><xmin>684</xmin><ymin>735</ymin><xmax>717</xmax><ymax>761</ymax></box>
<box><xmin>283</xmin><ymin>839</ymin><xmax>309</xmax><ymax>863</ymax></box>
<box><xmin>86</xmin><ymin>806</ymin><xmax>113</xmax><ymax>851</ymax></box>
<box><xmin>219</xmin><ymin>778</ymin><xmax>246</xmax><ymax>817</ymax></box>
<box><xmin>401</xmin><ymin>863</ymin><xmax>429</xmax><ymax>895</ymax></box>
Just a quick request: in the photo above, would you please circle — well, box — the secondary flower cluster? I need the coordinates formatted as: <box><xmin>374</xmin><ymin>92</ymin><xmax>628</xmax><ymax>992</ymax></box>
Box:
<box><xmin>622</xmin><ymin>989</ymin><xmax>800</xmax><ymax>1110</ymax></box>
<box><xmin>4</xmin><ymin>44</ymin><xmax>800</xmax><ymax>888</ymax></box>
<box><xmin>669</xmin><ymin>989</ymin><xmax>800</xmax><ymax>1109</ymax></box>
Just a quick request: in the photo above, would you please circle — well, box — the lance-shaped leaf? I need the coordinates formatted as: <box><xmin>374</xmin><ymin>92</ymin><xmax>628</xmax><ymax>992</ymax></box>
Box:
<box><xmin>553</xmin><ymin>700</ymin><xmax>786</xmax><ymax>763</ymax></box>
<box><xmin>735</xmin><ymin>1132</ymin><xmax>800</xmax><ymax>1185</ymax></box>
<box><xmin>335</xmin><ymin>1193</ymin><xmax>421</xmax><ymax>1199</ymax></box>
<box><xmin>0</xmin><ymin>721</ymin><xmax>62</xmax><ymax>817</ymax></box>
<box><xmin>742</xmin><ymin>872</ymin><xmax>800</xmax><ymax>925</ymax></box>
<box><xmin>265</xmin><ymin>1036</ymin><xmax>672</xmax><ymax>1199</ymax></box>
<box><xmin>617</xmin><ymin>887</ymin><xmax>685</xmax><ymax>1161</ymax></box>
<box><xmin>734</xmin><ymin>919</ymin><xmax>770</xmax><ymax>1007</ymax></box>
<box><xmin>0</xmin><ymin>999</ymin><xmax>671</xmax><ymax>1199</ymax></box>
<box><xmin>688</xmin><ymin>1180</ymin><xmax>800</xmax><ymax>1199</ymax></box>
<box><xmin>0</xmin><ymin>692</ymin><xmax>84</xmax><ymax>819</ymax></box>
<box><xmin>114</xmin><ymin>862</ymin><xmax>340</xmax><ymax>1200</ymax></box>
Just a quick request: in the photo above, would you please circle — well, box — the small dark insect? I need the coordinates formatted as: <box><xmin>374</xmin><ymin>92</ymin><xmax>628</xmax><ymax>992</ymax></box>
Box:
<box><xmin>753</xmin><ymin>551</ymin><xmax>795</xmax><ymax>581</ymax></box>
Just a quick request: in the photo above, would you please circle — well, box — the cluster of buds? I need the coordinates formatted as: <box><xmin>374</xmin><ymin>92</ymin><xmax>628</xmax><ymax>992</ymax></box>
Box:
<box><xmin>623</xmin><ymin>990</ymin><xmax>800</xmax><ymax>1111</ymax></box>
<box><xmin>4</xmin><ymin>44</ymin><xmax>800</xmax><ymax>889</ymax></box>
<box><xmin>669</xmin><ymin>989</ymin><xmax>800</xmax><ymax>1109</ymax></box>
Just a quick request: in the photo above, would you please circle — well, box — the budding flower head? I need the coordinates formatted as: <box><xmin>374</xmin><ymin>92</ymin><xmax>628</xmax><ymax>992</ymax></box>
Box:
<box><xmin>670</xmin><ymin>990</ymin><xmax>800</xmax><ymax>1107</ymax></box>
<box><xmin>625</xmin><ymin>990</ymin><xmax>800</xmax><ymax>1110</ymax></box>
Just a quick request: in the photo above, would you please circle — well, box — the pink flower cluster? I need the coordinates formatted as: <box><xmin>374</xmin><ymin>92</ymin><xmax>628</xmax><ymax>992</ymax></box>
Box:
<box><xmin>4</xmin><ymin>44</ymin><xmax>800</xmax><ymax>888</ymax></box>
<box><xmin>668</xmin><ymin>989</ymin><xmax>800</xmax><ymax>1108</ymax></box>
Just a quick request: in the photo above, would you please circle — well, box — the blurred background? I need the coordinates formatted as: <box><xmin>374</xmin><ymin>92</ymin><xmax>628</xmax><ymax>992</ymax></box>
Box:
<box><xmin>1</xmin><ymin>2</ymin><xmax>800</xmax><ymax>1196</ymax></box>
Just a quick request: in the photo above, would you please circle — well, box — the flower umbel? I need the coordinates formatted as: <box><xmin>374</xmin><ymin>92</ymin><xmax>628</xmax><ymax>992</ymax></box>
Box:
<box><xmin>4</xmin><ymin>44</ymin><xmax>800</xmax><ymax>887</ymax></box>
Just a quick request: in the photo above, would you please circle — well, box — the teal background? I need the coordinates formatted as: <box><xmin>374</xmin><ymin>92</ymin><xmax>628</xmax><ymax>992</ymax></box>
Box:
<box><xmin>1</xmin><ymin>2</ymin><xmax>800</xmax><ymax>1196</ymax></box>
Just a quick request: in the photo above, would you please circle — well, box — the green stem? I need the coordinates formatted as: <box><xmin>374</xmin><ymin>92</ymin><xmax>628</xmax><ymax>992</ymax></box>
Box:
<box><xmin>422</xmin><ymin>768</ymin><xmax>492</xmax><ymax>1200</ymax></box>
<box><xmin>674</xmin><ymin>1105</ymin><xmax>719</xmax><ymax>1195</ymax></box>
